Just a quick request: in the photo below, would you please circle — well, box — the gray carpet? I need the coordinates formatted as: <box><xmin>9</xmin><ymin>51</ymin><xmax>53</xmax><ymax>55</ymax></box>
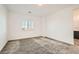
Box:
<box><xmin>0</xmin><ymin>37</ymin><xmax>79</xmax><ymax>54</ymax></box>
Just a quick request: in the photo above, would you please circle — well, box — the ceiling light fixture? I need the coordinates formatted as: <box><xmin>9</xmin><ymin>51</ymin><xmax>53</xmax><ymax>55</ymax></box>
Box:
<box><xmin>37</xmin><ymin>4</ymin><xmax>43</xmax><ymax>6</ymax></box>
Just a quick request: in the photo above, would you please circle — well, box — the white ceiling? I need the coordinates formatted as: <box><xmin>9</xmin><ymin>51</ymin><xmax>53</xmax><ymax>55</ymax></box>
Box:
<box><xmin>6</xmin><ymin>4</ymin><xmax>78</xmax><ymax>17</ymax></box>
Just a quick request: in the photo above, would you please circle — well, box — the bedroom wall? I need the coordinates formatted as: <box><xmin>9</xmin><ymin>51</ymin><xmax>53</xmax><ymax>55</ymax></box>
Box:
<box><xmin>45</xmin><ymin>7</ymin><xmax>74</xmax><ymax>44</ymax></box>
<box><xmin>8</xmin><ymin>11</ymin><xmax>43</xmax><ymax>40</ymax></box>
<box><xmin>39</xmin><ymin>17</ymin><xmax>47</xmax><ymax>36</ymax></box>
<box><xmin>0</xmin><ymin>5</ymin><xmax>8</xmax><ymax>51</ymax></box>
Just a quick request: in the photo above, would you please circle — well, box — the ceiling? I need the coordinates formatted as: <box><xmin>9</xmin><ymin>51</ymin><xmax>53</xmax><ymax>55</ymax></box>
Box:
<box><xmin>5</xmin><ymin>4</ymin><xmax>78</xmax><ymax>17</ymax></box>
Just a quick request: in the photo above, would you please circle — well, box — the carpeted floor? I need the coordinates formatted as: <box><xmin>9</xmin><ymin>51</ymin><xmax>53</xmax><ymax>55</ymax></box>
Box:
<box><xmin>0</xmin><ymin>37</ymin><xmax>79</xmax><ymax>54</ymax></box>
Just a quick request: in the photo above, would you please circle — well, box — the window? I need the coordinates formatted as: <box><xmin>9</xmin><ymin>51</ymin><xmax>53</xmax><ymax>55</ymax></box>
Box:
<box><xmin>22</xmin><ymin>20</ymin><xmax>33</xmax><ymax>30</ymax></box>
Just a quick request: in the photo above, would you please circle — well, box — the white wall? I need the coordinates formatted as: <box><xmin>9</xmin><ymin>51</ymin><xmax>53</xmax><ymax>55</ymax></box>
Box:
<box><xmin>39</xmin><ymin>17</ymin><xmax>47</xmax><ymax>36</ymax></box>
<box><xmin>8</xmin><ymin>11</ymin><xmax>42</xmax><ymax>40</ymax></box>
<box><xmin>46</xmin><ymin>8</ymin><xmax>74</xmax><ymax>44</ymax></box>
<box><xmin>0</xmin><ymin>5</ymin><xmax>8</xmax><ymax>51</ymax></box>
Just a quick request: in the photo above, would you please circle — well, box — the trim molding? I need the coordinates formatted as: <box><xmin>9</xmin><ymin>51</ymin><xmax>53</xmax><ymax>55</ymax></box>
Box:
<box><xmin>44</xmin><ymin>36</ymin><xmax>73</xmax><ymax>46</ymax></box>
<box><xmin>8</xmin><ymin>36</ymin><xmax>43</xmax><ymax>42</ymax></box>
<box><xmin>8</xmin><ymin>36</ymin><xmax>73</xmax><ymax>46</ymax></box>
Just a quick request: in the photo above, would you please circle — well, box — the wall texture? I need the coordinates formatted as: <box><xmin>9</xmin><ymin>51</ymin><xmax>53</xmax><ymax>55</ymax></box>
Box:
<box><xmin>8</xmin><ymin>12</ymin><xmax>43</xmax><ymax>40</ymax></box>
<box><xmin>46</xmin><ymin>8</ymin><xmax>74</xmax><ymax>44</ymax></box>
<box><xmin>0</xmin><ymin>5</ymin><xmax>8</xmax><ymax>51</ymax></box>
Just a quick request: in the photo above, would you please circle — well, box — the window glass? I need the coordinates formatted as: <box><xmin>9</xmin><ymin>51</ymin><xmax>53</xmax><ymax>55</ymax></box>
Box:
<box><xmin>22</xmin><ymin>20</ymin><xmax>33</xmax><ymax>30</ymax></box>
